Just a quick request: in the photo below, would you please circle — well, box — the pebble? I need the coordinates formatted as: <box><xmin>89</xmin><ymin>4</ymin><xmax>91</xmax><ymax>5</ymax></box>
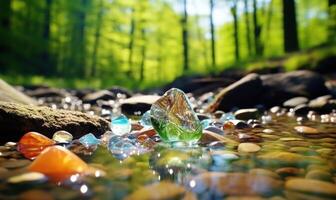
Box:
<box><xmin>190</xmin><ymin>172</ymin><xmax>283</xmax><ymax>196</ymax></box>
<box><xmin>249</xmin><ymin>168</ymin><xmax>280</xmax><ymax>179</ymax></box>
<box><xmin>8</xmin><ymin>172</ymin><xmax>47</xmax><ymax>184</ymax></box>
<box><xmin>276</xmin><ymin>167</ymin><xmax>304</xmax><ymax>178</ymax></box>
<box><xmin>294</xmin><ymin>126</ymin><xmax>319</xmax><ymax>135</ymax></box>
<box><xmin>19</xmin><ymin>189</ymin><xmax>54</xmax><ymax>200</ymax></box>
<box><xmin>0</xmin><ymin>159</ymin><xmax>31</xmax><ymax>169</ymax></box>
<box><xmin>234</xmin><ymin>108</ymin><xmax>260</xmax><ymax>120</ymax></box>
<box><xmin>283</xmin><ymin>97</ymin><xmax>309</xmax><ymax>108</ymax></box>
<box><xmin>52</xmin><ymin>130</ymin><xmax>73</xmax><ymax>143</ymax></box>
<box><xmin>238</xmin><ymin>143</ymin><xmax>261</xmax><ymax>153</ymax></box>
<box><xmin>305</xmin><ymin>169</ymin><xmax>333</xmax><ymax>182</ymax></box>
<box><xmin>262</xmin><ymin>129</ymin><xmax>274</xmax><ymax>133</ymax></box>
<box><xmin>238</xmin><ymin>134</ymin><xmax>262</xmax><ymax>143</ymax></box>
<box><xmin>285</xmin><ymin>178</ymin><xmax>336</xmax><ymax>197</ymax></box>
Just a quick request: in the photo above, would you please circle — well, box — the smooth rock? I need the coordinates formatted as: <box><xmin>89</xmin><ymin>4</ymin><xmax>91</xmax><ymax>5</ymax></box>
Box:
<box><xmin>283</xmin><ymin>97</ymin><xmax>309</xmax><ymax>108</ymax></box>
<box><xmin>207</xmin><ymin>73</ymin><xmax>263</xmax><ymax>112</ymax></box>
<box><xmin>238</xmin><ymin>143</ymin><xmax>261</xmax><ymax>153</ymax></box>
<box><xmin>276</xmin><ymin>167</ymin><xmax>304</xmax><ymax>178</ymax></box>
<box><xmin>8</xmin><ymin>172</ymin><xmax>47</xmax><ymax>184</ymax></box>
<box><xmin>234</xmin><ymin>108</ymin><xmax>260</xmax><ymax>120</ymax></box>
<box><xmin>305</xmin><ymin>169</ymin><xmax>333</xmax><ymax>182</ymax></box>
<box><xmin>0</xmin><ymin>79</ymin><xmax>37</xmax><ymax>105</ymax></box>
<box><xmin>294</xmin><ymin>126</ymin><xmax>319</xmax><ymax>135</ymax></box>
<box><xmin>249</xmin><ymin>168</ymin><xmax>280</xmax><ymax>179</ymax></box>
<box><xmin>258</xmin><ymin>152</ymin><xmax>324</xmax><ymax>167</ymax></box>
<box><xmin>285</xmin><ymin>178</ymin><xmax>336</xmax><ymax>197</ymax></box>
<box><xmin>0</xmin><ymin>102</ymin><xmax>110</xmax><ymax>143</ymax></box>
<box><xmin>82</xmin><ymin>90</ymin><xmax>115</xmax><ymax>104</ymax></box>
<box><xmin>125</xmin><ymin>181</ymin><xmax>186</xmax><ymax>200</ymax></box>
<box><xmin>121</xmin><ymin>95</ymin><xmax>160</xmax><ymax>115</ymax></box>
<box><xmin>190</xmin><ymin>172</ymin><xmax>283</xmax><ymax>196</ymax></box>
<box><xmin>29</xmin><ymin>146</ymin><xmax>89</xmax><ymax>182</ymax></box>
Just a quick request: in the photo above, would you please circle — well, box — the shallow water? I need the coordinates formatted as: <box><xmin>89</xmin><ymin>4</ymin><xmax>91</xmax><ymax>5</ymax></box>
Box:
<box><xmin>0</xmin><ymin>113</ymin><xmax>336</xmax><ymax>200</ymax></box>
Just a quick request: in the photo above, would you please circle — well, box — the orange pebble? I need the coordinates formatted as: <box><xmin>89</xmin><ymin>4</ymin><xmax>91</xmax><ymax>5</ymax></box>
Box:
<box><xmin>223</xmin><ymin>121</ymin><xmax>235</xmax><ymax>130</ymax></box>
<box><xmin>29</xmin><ymin>146</ymin><xmax>88</xmax><ymax>182</ymax></box>
<box><xmin>17</xmin><ymin>132</ymin><xmax>55</xmax><ymax>159</ymax></box>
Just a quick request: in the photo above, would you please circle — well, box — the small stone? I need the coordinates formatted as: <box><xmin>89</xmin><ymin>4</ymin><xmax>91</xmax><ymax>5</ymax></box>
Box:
<box><xmin>111</xmin><ymin>114</ymin><xmax>132</xmax><ymax>136</ymax></box>
<box><xmin>238</xmin><ymin>143</ymin><xmax>261</xmax><ymax>153</ymax></box>
<box><xmin>0</xmin><ymin>159</ymin><xmax>31</xmax><ymax>169</ymax></box>
<box><xmin>285</xmin><ymin>178</ymin><xmax>336</xmax><ymax>197</ymax></box>
<box><xmin>19</xmin><ymin>189</ymin><xmax>53</xmax><ymax>200</ymax></box>
<box><xmin>52</xmin><ymin>130</ymin><xmax>73</xmax><ymax>143</ymax></box>
<box><xmin>140</xmin><ymin>110</ymin><xmax>152</xmax><ymax>127</ymax></box>
<box><xmin>150</xmin><ymin>88</ymin><xmax>202</xmax><ymax>143</ymax></box>
<box><xmin>283</xmin><ymin>97</ymin><xmax>309</xmax><ymax>108</ymax></box>
<box><xmin>230</xmin><ymin>120</ymin><xmax>250</xmax><ymax>129</ymax></box>
<box><xmin>293</xmin><ymin>104</ymin><xmax>310</xmax><ymax>116</ymax></box>
<box><xmin>78</xmin><ymin>133</ymin><xmax>100</xmax><ymax>147</ymax></box>
<box><xmin>249</xmin><ymin>168</ymin><xmax>280</xmax><ymax>179</ymax></box>
<box><xmin>238</xmin><ymin>134</ymin><xmax>262</xmax><ymax>143</ymax></box>
<box><xmin>234</xmin><ymin>108</ymin><xmax>260</xmax><ymax>120</ymax></box>
<box><xmin>17</xmin><ymin>132</ymin><xmax>55</xmax><ymax>159</ymax></box>
<box><xmin>258</xmin><ymin>152</ymin><xmax>324</xmax><ymax>167</ymax></box>
<box><xmin>125</xmin><ymin>181</ymin><xmax>186</xmax><ymax>200</ymax></box>
<box><xmin>275</xmin><ymin>167</ymin><xmax>303</xmax><ymax>178</ymax></box>
<box><xmin>8</xmin><ymin>172</ymin><xmax>47</xmax><ymax>184</ymax></box>
<box><xmin>294</xmin><ymin>126</ymin><xmax>319</xmax><ymax>135</ymax></box>
<box><xmin>29</xmin><ymin>146</ymin><xmax>89</xmax><ymax>182</ymax></box>
<box><xmin>219</xmin><ymin>112</ymin><xmax>236</xmax><ymax>122</ymax></box>
<box><xmin>305</xmin><ymin>169</ymin><xmax>333</xmax><ymax>182</ymax></box>
<box><xmin>204</xmin><ymin>126</ymin><xmax>225</xmax><ymax>135</ymax></box>
<box><xmin>262</xmin><ymin>129</ymin><xmax>274</xmax><ymax>133</ymax></box>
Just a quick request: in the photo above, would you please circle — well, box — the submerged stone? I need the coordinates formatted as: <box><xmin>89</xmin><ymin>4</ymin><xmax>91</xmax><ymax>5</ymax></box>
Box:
<box><xmin>78</xmin><ymin>133</ymin><xmax>100</xmax><ymax>147</ymax></box>
<box><xmin>52</xmin><ymin>130</ymin><xmax>73</xmax><ymax>143</ymax></box>
<box><xmin>17</xmin><ymin>132</ymin><xmax>55</xmax><ymax>160</ymax></box>
<box><xmin>111</xmin><ymin>114</ymin><xmax>132</xmax><ymax>136</ymax></box>
<box><xmin>150</xmin><ymin>88</ymin><xmax>202</xmax><ymax>144</ymax></box>
<box><xmin>28</xmin><ymin>146</ymin><xmax>88</xmax><ymax>182</ymax></box>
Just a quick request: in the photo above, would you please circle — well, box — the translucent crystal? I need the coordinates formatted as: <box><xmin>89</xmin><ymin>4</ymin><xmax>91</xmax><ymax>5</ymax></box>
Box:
<box><xmin>140</xmin><ymin>110</ymin><xmax>152</xmax><ymax>127</ymax></box>
<box><xmin>52</xmin><ymin>130</ymin><xmax>73</xmax><ymax>143</ymax></box>
<box><xmin>150</xmin><ymin>88</ymin><xmax>202</xmax><ymax>144</ymax></box>
<box><xmin>78</xmin><ymin>133</ymin><xmax>100</xmax><ymax>147</ymax></box>
<box><xmin>200</xmin><ymin>119</ymin><xmax>212</xmax><ymax>129</ymax></box>
<box><xmin>219</xmin><ymin>112</ymin><xmax>235</xmax><ymax>123</ymax></box>
<box><xmin>108</xmin><ymin>137</ymin><xmax>138</xmax><ymax>159</ymax></box>
<box><xmin>111</xmin><ymin>114</ymin><xmax>131</xmax><ymax>136</ymax></box>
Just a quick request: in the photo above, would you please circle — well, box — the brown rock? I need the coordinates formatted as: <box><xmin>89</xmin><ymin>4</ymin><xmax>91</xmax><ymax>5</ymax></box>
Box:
<box><xmin>0</xmin><ymin>102</ymin><xmax>110</xmax><ymax>143</ymax></box>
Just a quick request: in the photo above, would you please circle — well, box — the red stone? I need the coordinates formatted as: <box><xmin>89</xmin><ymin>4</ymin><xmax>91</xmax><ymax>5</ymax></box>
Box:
<box><xmin>17</xmin><ymin>132</ymin><xmax>55</xmax><ymax>159</ymax></box>
<box><xmin>28</xmin><ymin>146</ymin><xmax>89</xmax><ymax>182</ymax></box>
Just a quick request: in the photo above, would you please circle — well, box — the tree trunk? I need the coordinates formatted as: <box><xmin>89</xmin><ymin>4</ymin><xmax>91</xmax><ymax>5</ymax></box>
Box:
<box><xmin>265</xmin><ymin>0</ymin><xmax>274</xmax><ymax>43</ymax></box>
<box><xmin>0</xmin><ymin>0</ymin><xmax>11</xmax><ymax>72</ymax></box>
<box><xmin>181</xmin><ymin>0</ymin><xmax>189</xmax><ymax>72</ymax></box>
<box><xmin>243</xmin><ymin>0</ymin><xmax>252</xmax><ymax>57</ymax></box>
<box><xmin>231</xmin><ymin>1</ymin><xmax>240</xmax><ymax>61</ymax></box>
<box><xmin>282</xmin><ymin>0</ymin><xmax>299</xmax><ymax>52</ymax></box>
<box><xmin>41</xmin><ymin>0</ymin><xmax>52</xmax><ymax>75</ymax></box>
<box><xmin>328</xmin><ymin>0</ymin><xmax>336</xmax><ymax>42</ymax></box>
<box><xmin>91</xmin><ymin>0</ymin><xmax>103</xmax><ymax>77</ymax></box>
<box><xmin>195</xmin><ymin>15</ymin><xmax>209</xmax><ymax>69</ymax></box>
<box><xmin>128</xmin><ymin>8</ymin><xmax>136</xmax><ymax>78</ymax></box>
<box><xmin>252</xmin><ymin>0</ymin><xmax>263</xmax><ymax>56</ymax></box>
<box><xmin>139</xmin><ymin>28</ymin><xmax>146</xmax><ymax>82</ymax></box>
<box><xmin>209</xmin><ymin>0</ymin><xmax>216</xmax><ymax>68</ymax></box>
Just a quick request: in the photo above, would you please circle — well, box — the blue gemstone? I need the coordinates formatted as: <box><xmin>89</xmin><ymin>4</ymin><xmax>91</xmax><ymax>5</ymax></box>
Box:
<box><xmin>219</xmin><ymin>112</ymin><xmax>235</xmax><ymax>122</ymax></box>
<box><xmin>111</xmin><ymin>114</ymin><xmax>131</xmax><ymax>136</ymax></box>
<box><xmin>78</xmin><ymin>133</ymin><xmax>100</xmax><ymax>147</ymax></box>
<box><xmin>201</xmin><ymin>119</ymin><xmax>212</xmax><ymax>129</ymax></box>
<box><xmin>140</xmin><ymin>110</ymin><xmax>152</xmax><ymax>127</ymax></box>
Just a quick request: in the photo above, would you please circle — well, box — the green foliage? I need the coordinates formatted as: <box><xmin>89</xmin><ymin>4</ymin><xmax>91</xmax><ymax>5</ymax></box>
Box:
<box><xmin>0</xmin><ymin>0</ymin><xmax>334</xmax><ymax>89</ymax></box>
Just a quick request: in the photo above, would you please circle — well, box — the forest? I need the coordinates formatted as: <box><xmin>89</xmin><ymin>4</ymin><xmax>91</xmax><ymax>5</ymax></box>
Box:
<box><xmin>0</xmin><ymin>0</ymin><xmax>335</xmax><ymax>89</ymax></box>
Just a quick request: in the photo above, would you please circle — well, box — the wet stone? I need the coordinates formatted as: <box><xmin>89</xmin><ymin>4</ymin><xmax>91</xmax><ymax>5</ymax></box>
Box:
<box><xmin>19</xmin><ymin>189</ymin><xmax>54</xmax><ymax>200</ymax></box>
<box><xmin>7</xmin><ymin>172</ymin><xmax>47</xmax><ymax>184</ymax></box>
<box><xmin>285</xmin><ymin>178</ymin><xmax>336</xmax><ymax>197</ymax></box>
<box><xmin>204</xmin><ymin>126</ymin><xmax>225</xmax><ymax>135</ymax></box>
<box><xmin>238</xmin><ymin>143</ymin><xmax>261</xmax><ymax>153</ymax></box>
<box><xmin>150</xmin><ymin>88</ymin><xmax>202</xmax><ymax>143</ymax></box>
<box><xmin>275</xmin><ymin>167</ymin><xmax>304</xmax><ymax>178</ymax></box>
<box><xmin>238</xmin><ymin>133</ymin><xmax>262</xmax><ymax>143</ymax></box>
<box><xmin>78</xmin><ymin>133</ymin><xmax>100</xmax><ymax>147</ymax></box>
<box><xmin>294</xmin><ymin>126</ymin><xmax>319</xmax><ymax>135</ymax></box>
<box><xmin>0</xmin><ymin>159</ymin><xmax>31</xmax><ymax>169</ymax></box>
<box><xmin>234</xmin><ymin>108</ymin><xmax>260</xmax><ymax>120</ymax></box>
<box><xmin>283</xmin><ymin>97</ymin><xmax>309</xmax><ymax>108</ymax></box>
<box><xmin>305</xmin><ymin>169</ymin><xmax>333</xmax><ymax>182</ymax></box>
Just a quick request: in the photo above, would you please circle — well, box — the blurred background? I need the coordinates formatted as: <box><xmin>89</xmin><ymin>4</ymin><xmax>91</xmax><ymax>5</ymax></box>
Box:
<box><xmin>0</xmin><ymin>0</ymin><xmax>335</xmax><ymax>89</ymax></box>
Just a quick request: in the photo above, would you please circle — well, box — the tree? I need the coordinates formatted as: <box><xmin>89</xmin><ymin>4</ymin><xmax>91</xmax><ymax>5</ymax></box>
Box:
<box><xmin>209</xmin><ymin>0</ymin><xmax>216</xmax><ymax>68</ymax></box>
<box><xmin>91</xmin><ymin>0</ymin><xmax>104</xmax><ymax>77</ymax></box>
<box><xmin>230</xmin><ymin>0</ymin><xmax>240</xmax><ymax>61</ymax></box>
<box><xmin>243</xmin><ymin>0</ymin><xmax>252</xmax><ymax>57</ymax></box>
<box><xmin>40</xmin><ymin>0</ymin><xmax>52</xmax><ymax>75</ymax></box>
<box><xmin>181</xmin><ymin>0</ymin><xmax>189</xmax><ymax>72</ymax></box>
<box><xmin>282</xmin><ymin>0</ymin><xmax>299</xmax><ymax>52</ymax></box>
<box><xmin>328</xmin><ymin>0</ymin><xmax>336</xmax><ymax>42</ymax></box>
<box><xmin>139</xmin><ymin>28</ymin><xmax>147</xmax><ymax>82</ymax></box>
<box><xmin>0</xmin><ymin>0</ymin><xmax>11</xmax><ymax>71</ymax></box>
<box><xmin>128</xmin><ymin>8</ymin><xmax>136</xmax><ymax>78</ymax></box>
<box><xmin>253</xmin><ymin>0</ymin><xmax>263</xmax><ymax>56</ymax></box>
